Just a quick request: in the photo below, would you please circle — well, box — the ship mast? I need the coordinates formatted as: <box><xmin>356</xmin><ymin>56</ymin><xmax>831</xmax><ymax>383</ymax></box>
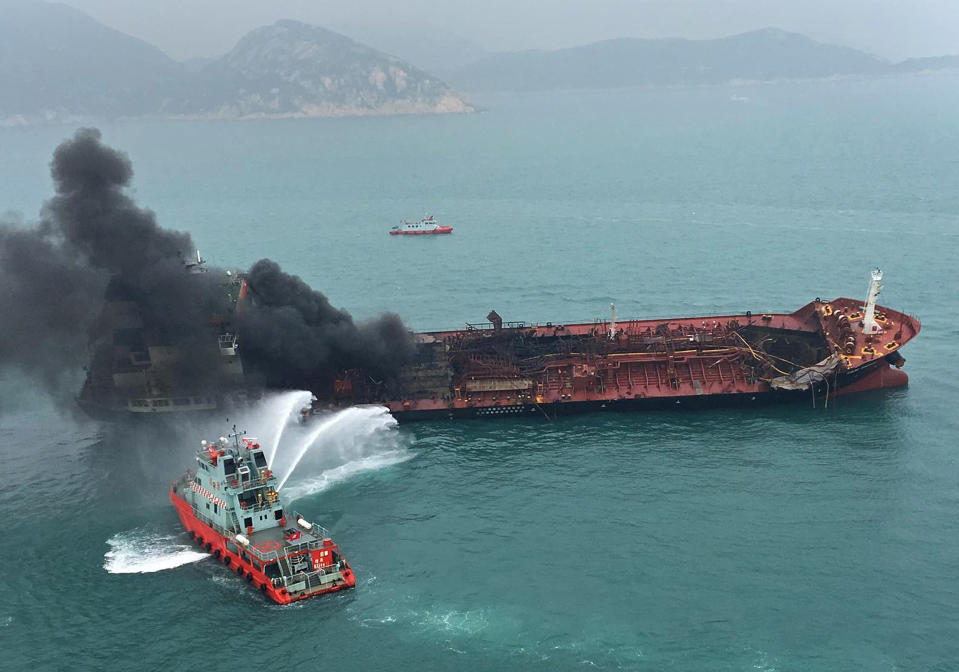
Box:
<box><xmin>862</xmin><ymin>268</ymin><xmax>883</xmax><ymax>335</ymax></box>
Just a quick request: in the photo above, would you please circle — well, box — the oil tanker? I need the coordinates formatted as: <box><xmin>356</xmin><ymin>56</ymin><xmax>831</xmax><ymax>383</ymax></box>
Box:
<box><xmin>333</xmin><ymin>269</ymin><xmax>919</xmax><ymax>420</ymax></box>
<box><xmin>79</xmin><ymin>268</ymin><xmax>919</xmax><ymax>421</ymax></box>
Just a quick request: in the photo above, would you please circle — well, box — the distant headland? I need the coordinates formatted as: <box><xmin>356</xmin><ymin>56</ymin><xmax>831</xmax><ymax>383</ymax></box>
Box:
<box><xmin>2</xmin><ymin>1</ymin><xmax>957</xmax><ymax>126</ymax></box>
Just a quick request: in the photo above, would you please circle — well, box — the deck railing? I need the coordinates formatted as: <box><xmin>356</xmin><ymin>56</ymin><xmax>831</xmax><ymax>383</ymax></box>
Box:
<box><xmin>464</xmin><ymin>321</ymin><xmax>528</xmax><ymax>331</ymax></box>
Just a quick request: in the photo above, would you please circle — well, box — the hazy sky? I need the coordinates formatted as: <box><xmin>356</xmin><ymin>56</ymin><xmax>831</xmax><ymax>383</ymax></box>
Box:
<box><xmin>57</xmin><ymin>0</ymin><xmax>959</xmax><ymax>62</ymax></box>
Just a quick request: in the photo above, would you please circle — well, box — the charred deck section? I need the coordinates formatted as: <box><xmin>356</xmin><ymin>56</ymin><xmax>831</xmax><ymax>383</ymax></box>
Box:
<box><xmin>333</xmin><ymin>298</ymin><xmax>920</xmax><ymax>420</ymax></box>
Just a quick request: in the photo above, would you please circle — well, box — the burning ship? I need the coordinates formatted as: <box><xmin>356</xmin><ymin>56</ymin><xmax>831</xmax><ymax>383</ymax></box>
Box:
<box><xmin>340</xmin><ymin>268</ymin><xmax>920</xmax><ymax>420</ymax></box>
<box><xmin>77</xmin><ymin>253</ymin><xmax>260</xmax><ymax>420</ymax></box>
<box><xmin>79</xmin><ymin>268</ymin><xmax>919</xmax><ymax>422</ymax></box>
<box><xmin>170</xmin><ymin>432</ymin><xmax>355</xmax><ymax>604</ymax></box>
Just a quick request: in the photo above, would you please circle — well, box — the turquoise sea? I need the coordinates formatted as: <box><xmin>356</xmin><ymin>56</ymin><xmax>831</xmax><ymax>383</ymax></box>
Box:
<box><xmin>1</xmin><ymin>73</ymin><xmax>958</xmax><ymax>670</ymax></box>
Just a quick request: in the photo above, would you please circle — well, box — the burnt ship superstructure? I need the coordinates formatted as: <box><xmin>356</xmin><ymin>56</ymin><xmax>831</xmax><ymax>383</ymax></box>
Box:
<box><xmin>80</xmin><ymin>267</ymin><xmax>920</xmax><ymax>422</ymax></box>
<box><xmin>170</xmin><ymin>434</ymin><xmax>355</xmax><ymax>604</ymax></box>
<box><xmin>338</xmin><ymin>269</ymin><xmax>920</xmax><ymax>420</ymax></box>
<box><xmin>77</xmin><ymin>253</ymin><xmax>258</xmax><ymax>420</ymax></box>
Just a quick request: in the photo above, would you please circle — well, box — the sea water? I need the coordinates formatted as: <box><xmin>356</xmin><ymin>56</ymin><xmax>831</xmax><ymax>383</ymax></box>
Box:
<box><xmin>1</xmin><ymin>73</ymin><xmax>958</xmax><ymax>670</ymax></box>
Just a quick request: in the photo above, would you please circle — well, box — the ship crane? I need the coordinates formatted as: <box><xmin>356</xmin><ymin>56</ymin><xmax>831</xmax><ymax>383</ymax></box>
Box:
<box><xmin>608</xmin><ymin>303</ymin><xmax>617</xmax><ymax>340</ymax></box>
<box><xmin>862</xmin><ymin>268</ymin><xmax>883</xmax><ymax>335</ymax></box>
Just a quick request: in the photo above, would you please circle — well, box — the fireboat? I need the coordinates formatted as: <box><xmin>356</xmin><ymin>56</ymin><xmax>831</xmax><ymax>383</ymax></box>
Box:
<box><xmin>390</xmin><ymin>215</ymin><xmax>452</xmax><ymax>235</ymax></box>
<box><xmin>170</xmin><ymin>431</ymin><xmax>355</xmax><ymax>604</ymax></box>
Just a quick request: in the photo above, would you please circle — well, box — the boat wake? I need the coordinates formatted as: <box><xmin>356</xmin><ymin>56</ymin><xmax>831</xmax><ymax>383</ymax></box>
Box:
<box><xmin>104</xmin><ymin>528</ymin><xmax>207</xmax><ymax>574</ymax></box>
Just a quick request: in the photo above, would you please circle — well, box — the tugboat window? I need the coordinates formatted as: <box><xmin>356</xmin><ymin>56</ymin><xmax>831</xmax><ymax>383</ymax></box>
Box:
<box><xmin>275</xmin><ymin>509</ymin><xmax>284</xmax><ymax>520</ymax></box>
<box><xmin>244</xmin><ymin>517</ymin><xmax>253</xmax><ymax>528</ymax></box>
<box><xmin>222</xmin><ymin>457</ymin><xmax>236</xmax><ymax>475</ymax></box>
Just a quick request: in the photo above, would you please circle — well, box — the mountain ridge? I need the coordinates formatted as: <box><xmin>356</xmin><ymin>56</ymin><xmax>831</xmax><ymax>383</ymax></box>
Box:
<box><xmin>440</xmin><ymin>28</ymin><xmax>957</xmax><ymax>92</ymax></box>
<box><xmin>2</xmin><ymin>3</ymin><xmax>957</xmax><ymax>125</ymax></box>
<box><xmin>0</xmin><ymin>2</ymin><xmax>472</xmax><ymax>124</ymax></box>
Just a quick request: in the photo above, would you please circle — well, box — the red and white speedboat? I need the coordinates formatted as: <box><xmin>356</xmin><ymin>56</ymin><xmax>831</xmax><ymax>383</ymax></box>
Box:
<box><xmin>390</xmin><ymin>215</ymin><xmax>452</xmax><ymax>235</ymax></box>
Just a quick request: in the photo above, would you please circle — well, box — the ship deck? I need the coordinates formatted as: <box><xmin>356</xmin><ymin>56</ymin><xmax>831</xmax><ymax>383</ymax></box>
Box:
<box><xmin>380</xmin><ymin>298</ymin><xmax>920</xmax><ymax>417</ymax></box>
<box><xmin>243</xmin><ymin>516</ymin><xmax>333</xmax><ymax>562</ymax></box>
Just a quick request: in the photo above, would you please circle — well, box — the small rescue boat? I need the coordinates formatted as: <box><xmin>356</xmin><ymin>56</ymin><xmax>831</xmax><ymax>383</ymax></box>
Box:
<box><xmin>170</xmin><ymin>432</ymin><xmax>355</xmax><ymax>604</ymax></box>
<box><xmin>390</xmin><ymin>215</ymin><xmax>452</xmax><ymax>235</ymax></box>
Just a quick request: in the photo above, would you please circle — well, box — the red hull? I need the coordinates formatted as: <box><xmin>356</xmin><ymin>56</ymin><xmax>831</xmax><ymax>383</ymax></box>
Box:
<box><xmin>333</xmin><ymin>297</ymin><xmax>920</xmax><ymax>420</ymax></box>
<box><xmin>390</xmin><ymin>227</ymin><xmax>453</xmax><ymax>235</ymax></box>
<box><xmin>170</xmin><ymin>490</ymin><xmax>355</xmax><ymax>604</ymax></box>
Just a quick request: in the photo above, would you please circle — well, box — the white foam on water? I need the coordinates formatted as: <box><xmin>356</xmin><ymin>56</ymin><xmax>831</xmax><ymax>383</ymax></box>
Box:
<box><xmin>276</xmin><ymin>405</ymin><xmax>406</xmax><ymax>493</ymax></box>
<box><xmin>421</xmin><ymin>608</ymin><xmax>491</xmax><ymax>635</ymax></box>
<box><xmin>104</xmin><ymin>528</ymin><xmax>207</xmax><ymax>574</ymax></box>
<box><xmin>282</xmin><ymin>449</ymin><xmax>414</xmax><ymax>501</ymax></box>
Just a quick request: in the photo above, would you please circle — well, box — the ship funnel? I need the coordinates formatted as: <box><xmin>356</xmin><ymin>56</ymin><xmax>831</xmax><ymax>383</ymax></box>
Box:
<box><xmin>862</xmin><ymin>268</ymin><xmax>883</xmax><ymax>335</ymax></box>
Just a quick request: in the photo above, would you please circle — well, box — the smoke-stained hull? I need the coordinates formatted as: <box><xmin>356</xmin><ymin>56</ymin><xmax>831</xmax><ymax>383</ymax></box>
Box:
<box><xmin>80</xmin><ymin>295</ymin><xmax>919</xmax><ymax>423</ymax></box>
<box><xmin>343</xmin><ymin>297</ymin><xmax>919</xmax><ymax>421</ymax></box>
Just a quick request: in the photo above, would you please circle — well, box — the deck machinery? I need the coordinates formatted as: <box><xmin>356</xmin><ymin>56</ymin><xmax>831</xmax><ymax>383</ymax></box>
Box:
<box><xmin>336</xmin><ymin>270</ymin><xmax>920</xmax><ymax>420</ymax></box>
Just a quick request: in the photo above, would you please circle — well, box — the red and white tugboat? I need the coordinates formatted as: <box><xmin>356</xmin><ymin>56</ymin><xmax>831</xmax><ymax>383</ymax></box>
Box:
<box><xmin>390</xmin><ymin>215</ymin><xmax>452</xmax><ymax>235</ymax></box>
<box><xmin>170</xmin><ymin>432</ymin><xmax>355</xmax><ymax>604</ymax></box>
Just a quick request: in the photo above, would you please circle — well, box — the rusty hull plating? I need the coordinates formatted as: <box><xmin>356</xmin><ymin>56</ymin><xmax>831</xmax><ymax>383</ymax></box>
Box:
<box><xmin>334</xmin><ymin>297</ymin><xmax>920</xmax><ymax>420</ymax></box>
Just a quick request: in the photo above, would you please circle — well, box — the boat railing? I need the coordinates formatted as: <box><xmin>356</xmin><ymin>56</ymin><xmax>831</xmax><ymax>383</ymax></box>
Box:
<box><xmin>271</xmin><ymin>563</ymin><xmax>348</xmax><ymax>592</ymax></box>
<box><xmin>184</xmin><ymin>504</ymin><xmax>282</xmax><ymax>564</ymax></box>
<box><xmin>465</xmin><ymin>321</ymin><xmax>528</xmax><ymax>331</ymax></box>
<box><xmin>284</xmin><ymin>511</ymin><xmax>332</xmax><ymax>542</ymax></box>
<box><xmin>182</xmin><ymin>498</ymin><xmax>335</xmax><ymax>565</ymax></box>
<box><xmin>224</xmin><ymin>472</ymin><xmax>276</xmax><ymax>492</ymax></box>
<box><xmin>237</xmin><ymin>497</ymin><xmax>279</xmax><ymax>514</ymax></box>
<box><xmin>170</xmin><ymin>471</ymin><xmax>195</xmax><ymax>491</ymax></box>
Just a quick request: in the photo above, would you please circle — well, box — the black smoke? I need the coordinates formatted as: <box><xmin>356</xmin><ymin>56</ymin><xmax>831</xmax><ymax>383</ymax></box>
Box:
<box><xmin>236</xmin><ymin>259</ymin><xmax>415</xmax><ymax>389</ymax></box>
<box><xmin>0</xmin><ymin>128</ymin><xmax>414</xmax><ymax>406</ymax></box>
<box><xmin>0</xmin><ymin>127</ymin><xmax>222</xmax><ymax>397</ymax></box>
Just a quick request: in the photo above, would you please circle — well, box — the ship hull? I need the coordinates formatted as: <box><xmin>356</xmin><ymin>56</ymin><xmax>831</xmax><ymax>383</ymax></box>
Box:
<box><xmin>367</xmin><ymin>297</ymin><xmax>919</xmax><ymax>422</ymax></box>
<box><xmin>389</xmin><ymin>227</ymin><xmax>452</xmax><ymax>235</ymax></box>
<box><xmin>385</xmin><ymin>358</ymin><xmax>908</xmax><ymax>421</ymax></box>
<box><xmin>170</xmin><ymin>490</ymin><xmax>355</xmax><ymax>604</ymax></box>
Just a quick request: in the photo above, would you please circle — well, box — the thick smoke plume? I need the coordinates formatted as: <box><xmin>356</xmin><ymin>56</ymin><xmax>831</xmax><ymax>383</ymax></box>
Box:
<box><xmin>0</xmin><ymin>127</ymin><xmax>219</xmax><ymax>397</ymax></box>
<box><xmin>237</xmin><ymin>260</ymin><xmax>415</xmax><ymax>388</ymax></box>
<box><xmin>0</xmin><ymin>128</ymin><xmax>413</xmax><ymax>406</ymax></box>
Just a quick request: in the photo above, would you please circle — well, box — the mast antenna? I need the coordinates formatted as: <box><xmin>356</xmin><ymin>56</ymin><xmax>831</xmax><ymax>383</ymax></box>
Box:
<box><xmin>229</xmin><ymin>424</ymin><xmax>246</xmax><ymax>449</ymax></box>
<box><xmin>862</xmin><ymin>268</ymin><xmax>884</xmax><ymax>335</ymax></box>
